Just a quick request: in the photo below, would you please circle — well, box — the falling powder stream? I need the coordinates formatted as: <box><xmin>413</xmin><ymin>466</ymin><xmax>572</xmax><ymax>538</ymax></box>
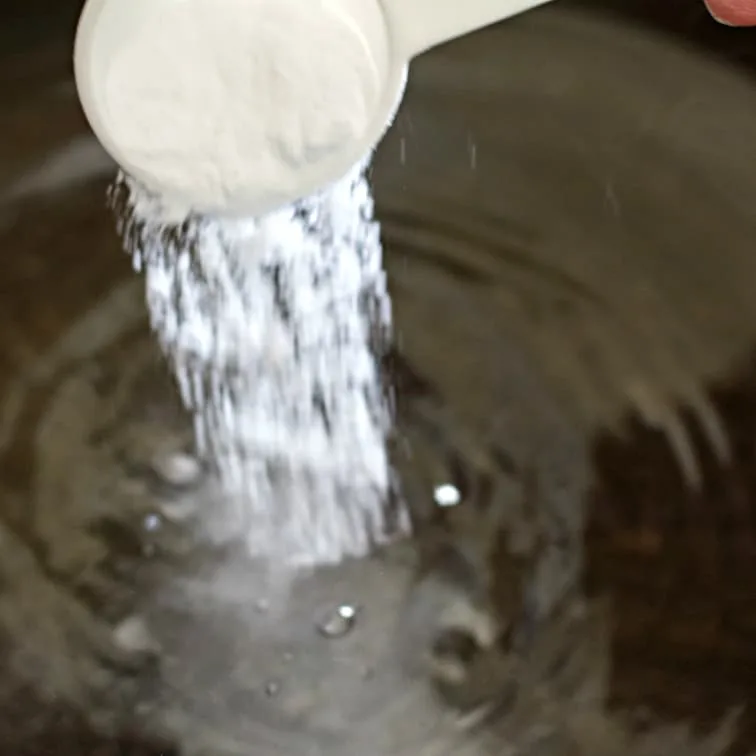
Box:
<box><xmin>110</xmin><ymin>158</ymin><xmax>407</xmax><ymax>568</ymax></box>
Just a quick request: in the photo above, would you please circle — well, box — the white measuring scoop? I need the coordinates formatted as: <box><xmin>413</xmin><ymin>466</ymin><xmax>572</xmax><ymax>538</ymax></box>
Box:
<box><xmin>74</xmin><ymin>0</ymin><xmax>553</xmax><ymax>218</ymax></box>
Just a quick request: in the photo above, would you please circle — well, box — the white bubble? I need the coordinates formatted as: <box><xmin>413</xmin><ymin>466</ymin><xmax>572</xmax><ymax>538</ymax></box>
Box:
<box><xmin>434</xmin><ymin>484</ymin><xmax>461</xmax><ymax>508</ymax></box>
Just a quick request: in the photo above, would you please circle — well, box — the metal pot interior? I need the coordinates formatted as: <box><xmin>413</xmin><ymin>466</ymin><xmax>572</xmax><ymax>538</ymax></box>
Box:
<box><xmin>1</xmin><ymin>2</ymin><xmax>756</xmax><ymax>754</ymax></box>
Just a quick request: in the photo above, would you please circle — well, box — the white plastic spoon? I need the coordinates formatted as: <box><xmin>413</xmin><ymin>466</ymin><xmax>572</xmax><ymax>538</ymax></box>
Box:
<box><xmin>74</xmin><ymin>0</ymin><xmax>554</xmax><ymax>218</ymax></box>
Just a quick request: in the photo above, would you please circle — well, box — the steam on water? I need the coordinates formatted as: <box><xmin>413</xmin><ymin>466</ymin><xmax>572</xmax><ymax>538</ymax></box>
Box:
<box><xmin>111</xmin><ymin>160</ymin><xmax>407</xmax><ymax>568</ymax></box>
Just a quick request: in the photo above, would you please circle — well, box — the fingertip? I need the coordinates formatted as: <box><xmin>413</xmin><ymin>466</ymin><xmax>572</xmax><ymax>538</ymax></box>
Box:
<box><xmin>704</xmin><ymin>0</ymin><xmax>756</xmax><ymax>26</ymax></box>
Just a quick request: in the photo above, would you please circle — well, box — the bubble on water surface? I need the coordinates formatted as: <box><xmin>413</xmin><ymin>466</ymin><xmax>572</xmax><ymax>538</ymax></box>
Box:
<box><xmin>317</xmin><ymin>603</ymin><xmax>359</xmax><ymax>638</ymax></box>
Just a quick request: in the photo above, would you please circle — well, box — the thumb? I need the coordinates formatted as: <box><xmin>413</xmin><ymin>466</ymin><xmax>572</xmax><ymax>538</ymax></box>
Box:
<box><xmin>704</xmin><ymin>0</ymin><xmax>756</xmax><ymax>25</ymax></box>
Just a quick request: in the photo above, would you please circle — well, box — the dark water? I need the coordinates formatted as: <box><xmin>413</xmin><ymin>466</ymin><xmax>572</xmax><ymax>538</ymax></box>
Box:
<box><xmin>2</xmin><ymin>2</ymin><xmax>756</xmax><ymax>754</ymax></box>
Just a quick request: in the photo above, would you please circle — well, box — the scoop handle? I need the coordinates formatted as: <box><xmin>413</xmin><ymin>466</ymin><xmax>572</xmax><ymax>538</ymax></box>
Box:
<box><xmin>381</xmin><ymin>0</ymin><xmax>555</xmax><ymax>59</ymax></box>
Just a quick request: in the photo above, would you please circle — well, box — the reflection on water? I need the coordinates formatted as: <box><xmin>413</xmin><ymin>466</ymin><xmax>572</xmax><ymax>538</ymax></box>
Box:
<box><xmin>2</xmin><ymin>4</ymin><xmax>756</xmax><ymax>755</ymax></box>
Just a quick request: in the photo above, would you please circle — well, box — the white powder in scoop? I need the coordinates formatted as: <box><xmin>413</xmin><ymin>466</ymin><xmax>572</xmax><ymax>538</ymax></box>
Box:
<box><xmin>103</xmin><ymin>0</ymin><xmax>379</xmax><ymax>214</ymax></box>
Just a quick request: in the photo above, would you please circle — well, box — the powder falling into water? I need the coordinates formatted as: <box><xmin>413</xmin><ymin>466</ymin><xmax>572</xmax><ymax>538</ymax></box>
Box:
<box><xmin>110</xmin><ymin>159</ymin><xmax>407</xmax><ymax>568</ymax></box>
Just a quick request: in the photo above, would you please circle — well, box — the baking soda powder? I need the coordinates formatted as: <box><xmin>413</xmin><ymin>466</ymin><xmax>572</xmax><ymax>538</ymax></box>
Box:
<box><xmin>103</xmin><ymin>0</ymin><xmax>381</xmax><ymax>216</ymax></box>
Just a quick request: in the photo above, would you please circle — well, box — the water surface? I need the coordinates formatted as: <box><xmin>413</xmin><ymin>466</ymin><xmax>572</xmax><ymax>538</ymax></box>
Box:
<box><xmin>1</xmin><ymin>4</ymin><xmax>756</xmax><ymax>754</ymax></box>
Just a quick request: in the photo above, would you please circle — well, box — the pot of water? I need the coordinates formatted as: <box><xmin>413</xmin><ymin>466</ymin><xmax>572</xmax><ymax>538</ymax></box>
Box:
<box><xmin>1</xmin><ymin>2</ymin><xmax>756</xmax><ymax>754</ymax></box>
